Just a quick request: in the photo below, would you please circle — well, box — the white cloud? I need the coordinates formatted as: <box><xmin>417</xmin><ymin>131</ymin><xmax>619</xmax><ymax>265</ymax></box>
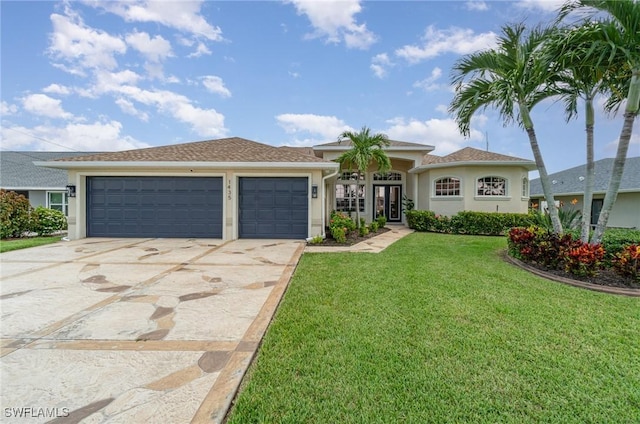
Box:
<box><xmin>370</xmin><ymin>53</ymin><xmax>393</xmax><ymax>79</ymax></box>
<box><xmin>187</xmin><ymin>42</ymin><xmax>212</xmax><ymax>58</ymax></box>
<box><xmin>22</xmin><ymin>94</ymin><xmax>73</xmax><ymax>120</ymax></box>
<box><xmin>48</xmin><ymin>11</ymin><xmax>127</xmax><ymax>74</ymax></box>
<box><xmin>384</xmin><ymin>117</ymin><xmax>484</xmax><ymax>155</ymax></box>
<box><xmin>465</xmin><ymin>1</ymin><xmax>489</xmax><ymax>11</ymax></box>
<box><xmin>396</xmin><ymin>25</ymin><xmax>497</xmax><ymax>63</ymax></box>
<box><xmin>1</xmin><ymin>101</ymin><xmax>18</xmax><ymax>115</ymax></box>
<box><xmin>276</xmin><ymin>113</ymin><xmax>354</xmax><ymax>143</ymax></box>
<box><xmin>88</xmin><ymin>70</ymin><xmax>144</xmax><ymax>97</ymax></box>
<box><xmin>115</xmin><ymin>98</ymin><xmax>149</xmax><ymax>121</ymax></box>
<box><xmin>201</xmin><ymin>76</ymin><xmax>232</xmax><ymax>98</ymax></box>
<box><xmin>125</xmin><ymin>31</ymin><xmax>173</xmax><ymax>62</ymax></box>
<box><xmin>413</xmin><ymin>67</ymin><xmax>443</xmax><ymax>92</ymax></box>
<box><xmin>115</xmin><ymin>86</ymin><xmax>227</xmax><ymax>137</ymax></box>
<box><xmin>0</xmin><ymin>122</ymin><xmax>149</xmax><ymax>151</ymax></box>
<box><xmin>604</xmin><ymin>132</ymin><xmax>640</xmax><ymax>157</ymax></box>
<box><xmin>286</xmin><ymin>0</ymin><xmax>377</xmax><ymax>49</ymax></box>
<box><xmin>516</xmin><ymin>0</ymin><xmax>565</xmax><ymax>13</ymax></box>
<box><xmin>87</xmin><ymin>0</ymin><xmax>223</xmax><ymax>41</ymax></box>
<box><xmin>43</xmin><ymin>84</ymin><xmax>71</xmax><ymax>95</ymax></box>
<box><xmin>435</xmin><ymin>104</ymin><xmax>449</xmax><ymax>115</ymax></box>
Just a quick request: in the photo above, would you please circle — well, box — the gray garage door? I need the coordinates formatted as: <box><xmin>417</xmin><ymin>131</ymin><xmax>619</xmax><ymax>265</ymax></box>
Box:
<box><xmin>87</xmin><ymin>177</ymin><xmax>223</xmax><ymax>238</ymax></box>
<box><xmin>239</xmin><ymin>177</ymin><xmax>308</xmax><ymax>239</ymax></box>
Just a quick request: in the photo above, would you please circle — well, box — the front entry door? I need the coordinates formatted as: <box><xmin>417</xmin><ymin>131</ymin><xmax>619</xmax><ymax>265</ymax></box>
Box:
<box><xmin>374</xmin><ymin>185</ymin><xmax>402</xmax><ymax>222</ymax></box>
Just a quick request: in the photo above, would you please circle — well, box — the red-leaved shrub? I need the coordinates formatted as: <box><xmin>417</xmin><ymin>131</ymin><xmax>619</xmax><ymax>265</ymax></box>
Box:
<box><xmin>613</xmin><ymin>244</ymin><xmax>640</xmax><ymax>281</ymax></box>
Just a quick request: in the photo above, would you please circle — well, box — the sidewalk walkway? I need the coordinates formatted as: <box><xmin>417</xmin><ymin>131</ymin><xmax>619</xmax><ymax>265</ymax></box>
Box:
<box><xmin>304</xmin><ymin>225</ymin><xmax>414</xmax><ymax>254</ymax></box>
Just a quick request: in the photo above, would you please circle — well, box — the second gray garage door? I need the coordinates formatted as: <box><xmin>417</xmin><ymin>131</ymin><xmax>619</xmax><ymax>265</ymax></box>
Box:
<box><xmin>87</xmin><ymin>177</ymin><xmax>223</xmax><ymax>238</ymax></box>
<box><xmin>239</xmin><ymin>177</ymin><xmax>308</xmax><ymax>239</ymax></box>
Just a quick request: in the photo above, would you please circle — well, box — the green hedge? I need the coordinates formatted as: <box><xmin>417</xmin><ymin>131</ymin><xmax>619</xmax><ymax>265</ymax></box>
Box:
<box><xmin>601</xmin><ymin>228</ymin><xmax>640</xmax><ymax>260</ymax></box>
<box><xmin>0</xmin><ymin>190</ymin><xmax>33</xmax><ymax>239</ymax></box>
<box><xmin>406</xmin><ymin>210</ymin><xmax>534</xmax><ymax>236</ymax></box>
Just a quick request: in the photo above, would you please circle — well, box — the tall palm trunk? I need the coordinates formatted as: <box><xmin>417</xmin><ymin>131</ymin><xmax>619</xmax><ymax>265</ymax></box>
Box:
<box><xmin>592</xmin><ymin>69</ymin><xmax>640</xmax><ymax>243</ymax></box>
<box><xmin>520</xmin><ymin>102</ymin><xmax>563</xmax><ymax>234</ymax></box>
<box><xmin>581</xmin><ymin>96</ymin><xmax>595</xmax><ymax>243</ymax></box>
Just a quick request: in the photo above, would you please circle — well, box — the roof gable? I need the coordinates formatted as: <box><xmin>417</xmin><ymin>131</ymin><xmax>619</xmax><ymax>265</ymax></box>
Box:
<box><xmin>314</xmin><ymin>139</ymin><xmax>435</xmax><ymax>151</ymax></box>
<box><xmin>419</xmin><ymin>147</ymin><xmax>535</xmax><ymax>167</ymax></box>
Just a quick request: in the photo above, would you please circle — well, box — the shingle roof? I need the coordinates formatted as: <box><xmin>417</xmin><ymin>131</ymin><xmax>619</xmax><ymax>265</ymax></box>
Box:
<box><xmin>530</xmin><ymin>157</ymin><xmax>640</xmax><ymax>196</ymax></box>
<box><xmin>278</xmin><ymin>146</ymin><xmax>323</xmax><ymax>158</ymax></box>
<box><xmin>0</xmin><ymin>151</ymin><xmax>98</xmax><ymax>188</ymax></box>
<box><xmin>420</xmin><ymin>147</ymin><xmax>533</xmax><ymax>166</ymax></box>
<box><xmin>56</xmin><ymin>137</ymin><xmax>331</xmax><ymax>163</ymax></box>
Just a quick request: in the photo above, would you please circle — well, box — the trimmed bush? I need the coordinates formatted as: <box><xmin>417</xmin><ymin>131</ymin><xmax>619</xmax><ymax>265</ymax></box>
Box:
<box><xmin>0</xmin><ymin>190</ymin><xmax>33</xmax><ymax>239</ymax></box>
<box><xmin>406</xmin><ymin>210</ymin><xmax>533</xmax><ymax>236</ymax></box>
<box><xmin>31</xmin><ymin>206</ymin><xmax>67</xmax><ymax>236</ymax></box>
<box><xmin>369</xmin><ymin>221</ymin><xmax>379</xmax><ymax>233</ymax></box>
<box><xmin>376</xmin><ymin>215</ymin><xmax>387</xmax><ymax>229</ymax></box>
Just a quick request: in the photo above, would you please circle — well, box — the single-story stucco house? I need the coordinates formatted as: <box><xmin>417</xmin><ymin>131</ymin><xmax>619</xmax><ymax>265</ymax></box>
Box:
<box><xmin>35</xmin><ymin>137</ymin><xmax>536</xmax><ymax>241</ymax></box>
<box><xmin>530</xmin><ymin>156</ymin><xmax>640</xmax><ymax>229</ymax></box>
<box><xmin>0</xmin><ymin>151</ymin><xmax>99</xmax><ymax>215</ymax></box>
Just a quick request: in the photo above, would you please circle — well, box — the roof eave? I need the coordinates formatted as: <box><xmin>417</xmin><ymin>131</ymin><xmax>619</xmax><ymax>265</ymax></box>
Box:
<box><xmin>34</xmin><ymin>161</ymin><xmax>340</xmax><ymax>170</ymax></box>
<box><xmin>530</xmin><ymin>188</ymin><xmax>639</xmax><ymax>197</ymax></box>
<box><xmin>313</xmin><ymin>145</ymin><xmax>435</xmax><ymax>152</ymax></box>
<box><xmin>409</xmin><ymin>160</ymin><xmax>537</xmax><ymax>173</ymax></box>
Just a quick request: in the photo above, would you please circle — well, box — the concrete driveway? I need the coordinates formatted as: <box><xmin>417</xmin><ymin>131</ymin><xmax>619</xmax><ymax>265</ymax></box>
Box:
<box><xmin>0</xmin><ymin>238</ymin><xmax>305</xmax><ymax>423</ymax></box>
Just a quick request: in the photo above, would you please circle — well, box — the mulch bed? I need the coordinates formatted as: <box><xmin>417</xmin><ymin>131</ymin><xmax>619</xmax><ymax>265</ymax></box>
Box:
<box><xmin>308</xmin><ymin>227</ymin><xmax>390</xmax><ymax>247</ymax></box>
<box><xmin>505</xmin><ymin>254</ymin><xmax>640</xmax><ymax>296</ymax></box>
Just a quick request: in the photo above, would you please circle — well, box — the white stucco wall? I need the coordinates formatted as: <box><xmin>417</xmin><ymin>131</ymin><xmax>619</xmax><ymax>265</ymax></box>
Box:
<box><xmin>416</xmin><ymin>165</ymin><xmax>530</xmax><ymax>216</ymax></box>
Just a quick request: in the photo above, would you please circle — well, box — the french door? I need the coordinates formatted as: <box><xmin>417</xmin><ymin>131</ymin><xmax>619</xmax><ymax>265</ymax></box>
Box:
<box><xmin>374</xmin><ymin>185</ymin><xmax>402</xmax><ymax>222</ymax></box>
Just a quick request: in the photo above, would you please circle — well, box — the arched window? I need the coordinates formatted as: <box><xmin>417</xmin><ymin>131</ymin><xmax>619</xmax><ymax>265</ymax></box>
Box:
<box><xmin>373</xmin><ymin>171</ymin><xmax>402</xmax><ymax>181</ymax></box>
<box><xmin>477</xmin><ymin>176</ymin><xmax>507</xmax><ymax>196</ymax></box>
<box><xmin>434</xmin><ymin>177</ymin><xmax>461</xmax><ymax>196</ymax></box>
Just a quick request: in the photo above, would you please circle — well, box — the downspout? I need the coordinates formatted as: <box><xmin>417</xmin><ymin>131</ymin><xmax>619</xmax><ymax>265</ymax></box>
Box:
<box><xmin>321</xmin><ymin>168</ymin><xmax>339</xmax><ymax>238</ymax></box>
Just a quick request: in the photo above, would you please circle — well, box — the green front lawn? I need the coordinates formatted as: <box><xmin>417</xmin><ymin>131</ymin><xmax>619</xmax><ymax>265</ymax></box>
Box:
<box><xmin>0</xmin><ymin>236</ymin><xmax>63</xmax><ymax>253</ymax></box>
<box><xmin>228</xmin><ymin>232</ymin><xmax>640</xmax><ymax>423</ymax></box>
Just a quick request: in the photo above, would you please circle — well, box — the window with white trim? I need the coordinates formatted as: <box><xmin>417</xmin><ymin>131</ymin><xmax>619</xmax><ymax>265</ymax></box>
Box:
<box><xmin>336</xmin><ymin>171</ymin><xmax>365</xmax><ymax>213</ymax></box>
<box><xmin>335</xmin><ymin>184</ymin><xmax>365</xmax><ymax>212</ymax></box>
<box><xmin>522</xmin><ymin>177</ymin><xmax>529</xmax><ymax>197</ymax></box>
<box><xmin>434</xmin><ymin>177</ymin><xmax>461</xmax><ymax>196</ymax></box>
<box><xmin>477</xmin><ymin>176</ymin><xmax>507</xmax><ymax>196</ymax></box>
<box><xmin>47</xmin><ymin>191</ymin><xmax>68</xmax><ymax>215</ymax></box>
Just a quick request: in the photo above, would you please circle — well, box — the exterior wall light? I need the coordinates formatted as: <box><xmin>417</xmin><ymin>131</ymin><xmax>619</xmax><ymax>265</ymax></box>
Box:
<box><xmin>66</xmin><ymin>184</ymin><xmax>76</xmax><ymax>197</ymax></box>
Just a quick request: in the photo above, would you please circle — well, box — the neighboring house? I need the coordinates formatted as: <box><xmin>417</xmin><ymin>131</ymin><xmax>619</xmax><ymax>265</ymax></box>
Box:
<box><xmin>35</xmin><ymin>137</ymin><xmax>535</xmax><ymax>241</ymax></box>
<box><xmin>0</xmin><ymin>151</ymin><xmax>98</xmax><ymax>215</ymax></box>
<box><xmin>530</xmin><ymin>156</ymin><xmax>640</xmax><ymax>229</ymax></box>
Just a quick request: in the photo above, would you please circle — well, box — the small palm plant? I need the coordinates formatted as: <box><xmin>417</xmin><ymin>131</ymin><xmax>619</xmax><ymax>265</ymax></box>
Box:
<box><xmin>336</xmin><ymin>126</ymin><xmax>391</xmax><ymax>228</ymax></box>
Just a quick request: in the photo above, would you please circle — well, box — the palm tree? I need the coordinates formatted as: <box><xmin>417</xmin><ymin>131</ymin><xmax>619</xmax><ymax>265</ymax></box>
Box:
<box><xmin>336</xmin><ymin>126</ymin><xmax>391</xmax><ymax>227</ymax></box>
<box><xmin>542</xmin><ymin>22</ymin><xmax>613</xmax><ymax>242</ymax></box>
<box><xmin>449</xmin><ymin>23</ymin><xmax>564</xmax><ymax>234</ymax></box>
<box><xmin>558</xmin><ymin>0</ymin><xmax>640</xmax><ymax>243</ymax></box>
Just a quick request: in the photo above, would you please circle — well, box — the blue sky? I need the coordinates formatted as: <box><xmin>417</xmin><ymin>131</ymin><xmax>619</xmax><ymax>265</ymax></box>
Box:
<box><xmin>1</xmin><ymin>0</ymin><xmax>638</xmax><ymax>174</ymax></box>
